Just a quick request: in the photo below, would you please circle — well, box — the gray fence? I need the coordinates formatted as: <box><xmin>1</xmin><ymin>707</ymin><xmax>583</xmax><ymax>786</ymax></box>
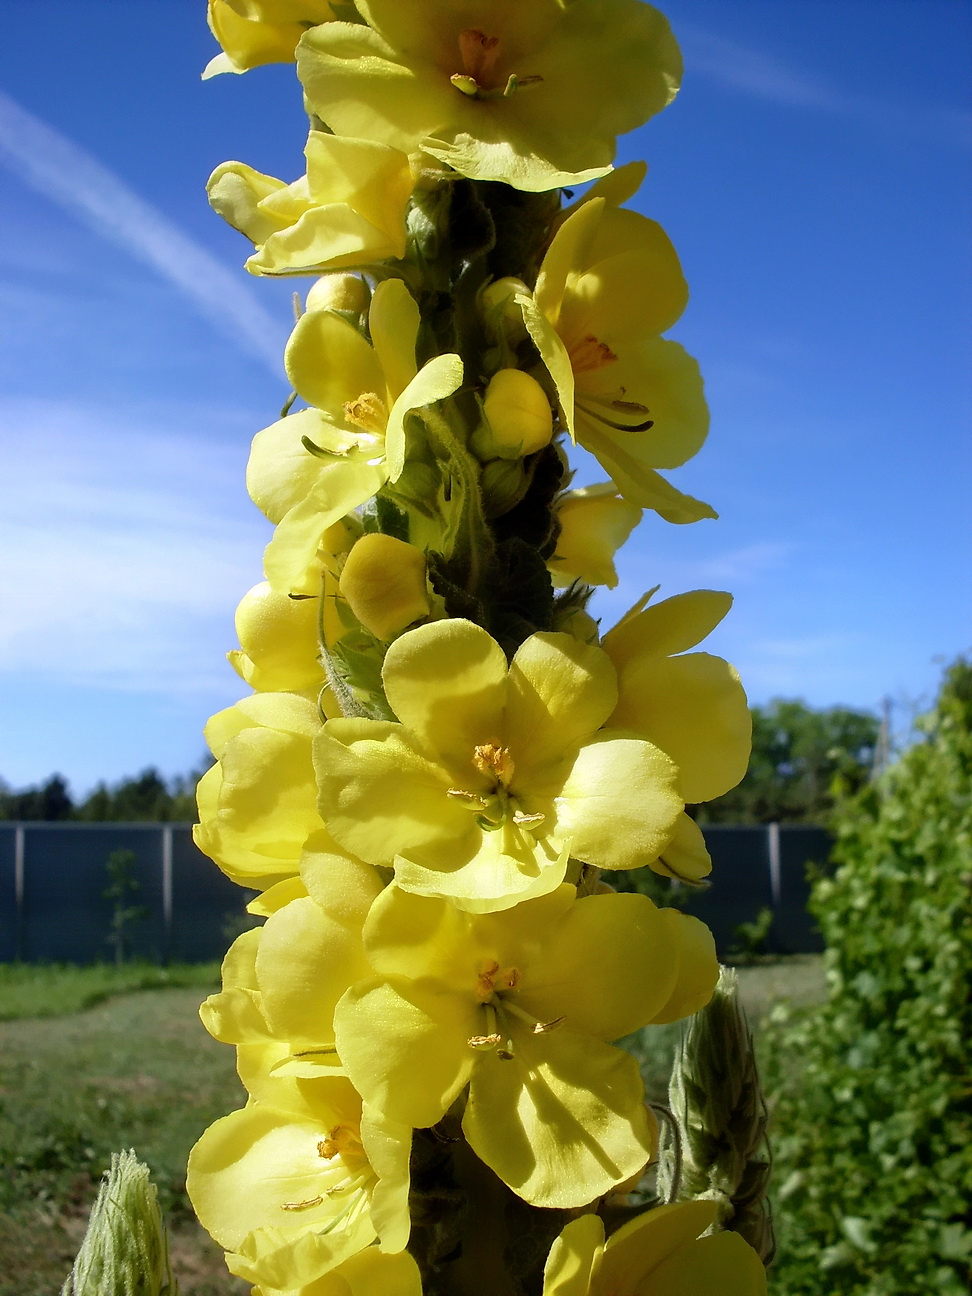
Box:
<box><xmin>0</xmin><ymin>822</ymin><xmax>832</xmax><ymax>964</ymax></box>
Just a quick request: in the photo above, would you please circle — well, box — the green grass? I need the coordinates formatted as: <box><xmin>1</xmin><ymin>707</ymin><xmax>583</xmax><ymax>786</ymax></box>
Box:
<box><xmin>0</xmin><ymin>956</ymin><xmax>827</xmax><ymax>1294</ymax></box>
<box><xmin>0</xmin><ymin>983</ymin><xmax>245</xmax><ymax>1295</ymax></box>
<box><xmin>0</xmin><ymin>961</ymin><xmax>221</xmax><ymax>1021</ymax></box>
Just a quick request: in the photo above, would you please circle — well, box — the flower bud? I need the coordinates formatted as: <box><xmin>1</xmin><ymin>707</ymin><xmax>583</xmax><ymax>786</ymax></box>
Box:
<box><xmin>305</xmin><ymin>272</ymin><xmax>370</xmax><ymax>315</ymax></box>
<box><xmin>228</xmin><ymin>581</ymin><xmax>323</xmax><ymax>693</ymax></box>
<box><xmin>480</xmin><ymin>456</ymin><xmax>530</xmax><ymax>518</ymax></box>
<box><xmin>474</xmin><ymin>369</ymin><xmax>553</xmax><ymax>461</ymax></box>
<box><xmin>555</xmin><ymin>608</ymin><xmax>600</xmax><ymax>644</ymax></box>
<box><xmin>549</xmin><ymin>484</ymin><xmax>642</xmax><ymax>588</ymax></box>
<box><xmin>228</xmin><ymin>583</ymin><xmax>324</xmax><ymax>694</ymax></box>
<box><xmin>62</xmin><ymin>1149</ymin><xmax>176</xmax><ymax>1296</ymax></box>
<box><xmin>339</xmin><ymin>533</ymin><xmax>431</xmax><ymax>640</ymax></box>
<box><xmin>479</xmin><ymin>276</ymin><xmax>530</xmax><ymax>345</ymax></box>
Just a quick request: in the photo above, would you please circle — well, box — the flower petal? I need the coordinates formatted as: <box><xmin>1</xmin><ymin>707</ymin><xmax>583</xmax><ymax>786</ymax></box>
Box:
<box><xmin>577</xmin><ymin>422</ymin><xmax>717</xmax><ymax>522</ymax></box>
<box><xmin>596</xmin><ymin>1199</ymin><xmax>717</xmax><ymax>1292</ymax></box>
<box><xmin>504</xmin><ymin>633</ymin><xmax>618</xmax><ymax>788</ymax></box>
<box><xmin>603</xmin><ymin>589</ymin><xmax>733</xmax><ymax>667</ymax></box>
<box><xmin>367</xmin><ymin>278</ymin><xmax>420</xmax><ymax>403</ymax></box>
<box><xmin>314</xmin><ymin>720</ymin><xmax>475</xmax><ymax>867</ymax></box>
<box><xmin>384</xmin><ymin>350</ymin><xmax>464</xmax><ymax>482</ymax></box>
<box><xmin>463</xmin><ymin>1028</ymin><xmax>654</xmax><ymax>1208</ymax></box>
<box><xmin>522</xmin><ymin>892</ymin><xmax>680</xmax><ymax>1040</ymax></box>
<box><xmin>256</xmin><ymin>892</ymin><xmax>373</xmax><ymax>1050</ymax></box>
<box><xmin>542</xmin><ymin>1214</ymin><xmax>604</xmax><ymax>1296</ymax></box>
<box><xmin>649</xmin><ymin>910</ymin><xmax>719</xmax><ymax>1024</ymax></box>
<box><xmin>335</xmin><ymin>977</ymin><xmax>477</xmax><ymax>1129</ymax></box>
<box><xmin>642</xmin><ymin>1228</ymin><xmax>768</xmax><ymax>1295</ymax></box>
<box><xmin>555</xmin><ymin>735</ymin><xmax>681</xmax><ymax>871</ymax></box>
<box><xmin>286</xmin><ymin>309</ymin><xmax>384</xmax><ymax>417</ymax></box>
<box><xmin>381</xmin><ymin>620</ymin><xmax>508</xmax><ymax>774</ymax></box>
<box><xmin>609</xmin><ymin>653</ymin><xmax>751</xmax><ymax>803</ymax></box>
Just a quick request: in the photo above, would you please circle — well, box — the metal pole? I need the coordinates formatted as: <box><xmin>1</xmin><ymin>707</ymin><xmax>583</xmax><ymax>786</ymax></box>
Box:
<box><xmin>161</xmin><ymin>824</ymin><xmax>173</xmax><ymax>967</ymax></box>
<box><xmin>14</xmin><ymin>823</ymin><xmax>25</xmax><ymax>961</ymax></box>
<box><xmin>768</xmin><ymin>822</ymin><xmax>781</xmax><ymax>907</ymax></box>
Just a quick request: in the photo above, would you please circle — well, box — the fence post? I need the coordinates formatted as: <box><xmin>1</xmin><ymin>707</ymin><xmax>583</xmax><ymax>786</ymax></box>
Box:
<box><xmin>14</xmin><ymin>823</ymin><xmax>25</xmax><ymax>961</ymax></box>
<box><xmin>767</xmin><ymin>822</ymin><xmax>781</xmax><ymax>907</ymax></box>
<box><xmin>161</xmin><ymin>824</ymin><xmax>173</xmax><ymax>967</ymax></box>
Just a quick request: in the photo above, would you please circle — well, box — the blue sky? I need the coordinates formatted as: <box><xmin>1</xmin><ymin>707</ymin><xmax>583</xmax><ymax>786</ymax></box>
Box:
<box><xmin>0</xmin><ymin>0</ymin><xmax>970</xmax><ymax>796</ymax></box>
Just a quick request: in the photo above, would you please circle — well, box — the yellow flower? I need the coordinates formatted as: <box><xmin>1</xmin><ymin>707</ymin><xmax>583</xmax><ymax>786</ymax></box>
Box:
<box><xmin>199</xmin><ymin>836</ymin><xmax>383</xmax><ymax>1080</ymax></box>
<box><xmin>519</xmin><ymin>198</ymin><xmax>714</xmax><ymax>522</ymax></box>
<box><xmin>339</xmin><ymin>534</ymin><xmax>431</xmax><ymax>641</ymax></box>
<box><xmin>314</xmin><ymin>618</ymin><xmax>682</xmax><ymax>911</ymax></box>
<box><xmin>336</xmin><ymin>883</ymin><xmax>711</xmax><ymax>1207</ymax></box>
<box><xmin>542</xmin><ymin>1202</ymin><xmax>767</xmax><ymax>1295</ymax></box>
<box><xmin>204</xmin><ymin>0</ymin><xmax>335</xmax><ymax>78</ymax></box>
<box><xmin>601</xmin><ymin>589</ymin><xmax>752</xmax><ymax>881</ymax></box>
<box><xmin>296</xmin><ymin>0</ymin><xmax>682</xmax><ymax>191</ymax></box>
<box><xmin>228</xmin><ymin>581</ymin><xmax>324</xmax><ymax>694</ymax></box>
<box><xmin>187</xmin><ymin>1076</ymin><xmax>411</xmax><ymax>1290</ymax></box>
<box><xmin>549</xmin><ymin>484</ymin><xmax>642</xmax><ymax>589</ymax></box>
<box><xmin>247</xmin><ymin>278</ymin><xmax>462</xmax><ymax>596</ymax></box>
<box><xmin>194</xmin><ymin>695</ymin><xmax>324</xmax><ymax>888</ymax></box>
<box><xmin>251</xmin><ymin>1248</ymin><xmax>423</xmax><ymax>1296</ymax></box>
<box><xmin>207</xmin><ymin>133</ymin><xmax>413</xmax><ymax>276</ymax></box>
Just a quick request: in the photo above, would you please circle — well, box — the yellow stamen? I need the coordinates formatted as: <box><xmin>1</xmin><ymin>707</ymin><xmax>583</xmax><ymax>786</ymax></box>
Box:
<box><xmin>475</xmin><ymin>959</ymin><xmax>521</xmax><ymax>1002</ymax></box>
<box><xmin>343</xmin><ymin>391</ymin><xmax>388</xmax><ymax>436</ymax></box>
<box><xmin>318</xmin><ymin>1124</ymin><xmax>363</xmax><ymax>1161</ymax></box>
<box><xmin>281</xmin><ymin>1196</ymin><xmax>323</xmax><ymax>1211</ymax></box>
<box><xmin>472</xmin><ymin>741</ymin><xmax>515</xmax><ymax>787</ymax></box>
<box><xmin>568</xmin><ymin>334</ymin><xmax>618</xmax><ymax>374</ymax></box>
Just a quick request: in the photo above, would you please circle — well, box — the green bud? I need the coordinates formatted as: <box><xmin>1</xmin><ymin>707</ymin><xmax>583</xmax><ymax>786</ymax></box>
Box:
<box><xmin>63</xmin><ymin>1150</ymin><xmax>178</xmax><ymax>1296</ymax></box>
<box><xmin>480</xmin><ymin>457</ymin><xmax>530</xmax><ymax>518</ymax></box>
<box><xmin>479</xmin><ymin>277</ymin><xmax>530</xmax><ymax>346</ymax></box>
<box><xmin>658</xmin><ymin>967</ymin><xmax>776</xmax><ymax>1263</ymax></box>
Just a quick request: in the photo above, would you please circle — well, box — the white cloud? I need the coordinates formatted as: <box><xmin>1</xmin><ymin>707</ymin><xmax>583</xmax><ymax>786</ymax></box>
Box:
<box><xmin>0</xmin><ymin>89</ymin><xmax>285</xmax><ymax>375</ymax></box>
<box><xmin>752</xmin><ymin>632</ymin><xmax>859</xmax><ymax>662</ymax></box>
<box><xmin>0</xmin><ymin>397</ymin><xmax>270</xmax><ymax>693</ymax></box>
<box><xmin>680</xmin><ymin>24</ymin><xmax>972</xmax><ymax>148</ymax></box>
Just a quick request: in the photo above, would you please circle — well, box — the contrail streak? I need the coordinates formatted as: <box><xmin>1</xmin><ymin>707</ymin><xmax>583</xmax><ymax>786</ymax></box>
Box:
<box><xmin>0</xmin><ymin>88</ymin><xmax>285</xmax><ymax>376</ymax></box>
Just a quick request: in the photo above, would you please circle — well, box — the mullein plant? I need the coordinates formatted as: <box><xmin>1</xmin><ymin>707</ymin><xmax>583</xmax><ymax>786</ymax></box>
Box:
<box><xmin>188</xmin><ymin>2</ymin><xmax>767</xmax><ymax>1294</ymax></box>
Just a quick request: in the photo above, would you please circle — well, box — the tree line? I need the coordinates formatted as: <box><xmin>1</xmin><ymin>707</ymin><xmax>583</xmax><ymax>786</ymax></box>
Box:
<box><xmin>1</xmin><ymin>700</ymin><xmax>880</xmax><ymax>826</ymax></box>
<box><xmin>0</xmin><ymin>765</ymin><xmax>209</xmax><ymax>823</ymax></box>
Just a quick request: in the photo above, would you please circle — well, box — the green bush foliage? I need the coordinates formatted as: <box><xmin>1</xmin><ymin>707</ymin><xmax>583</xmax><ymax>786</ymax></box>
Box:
<box><xmin>766</xmin><ymin>659</ymin><xmax>972</xmax><ymax>1294</ymax></box>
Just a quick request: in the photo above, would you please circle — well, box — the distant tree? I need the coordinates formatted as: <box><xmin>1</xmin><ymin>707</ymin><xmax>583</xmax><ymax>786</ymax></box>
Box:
<box><xmin>2</xmin><ymin>758</ymin><xmax>213</xmax><ymax>822</ymax></box>
<box><xmin>77</xmin><ymin>782</ymin><xmax>111</xmax><ymax>821</ymax></box>
<box><xmin>0</xmin><ymin>774</ymin><xmax>75</xmax><ymax>821</ymax></box>
<box><xmin>102</xmin><ymin>848</ymin><xmax>148</xmax><ymax>965</ymax></box>
<box><xmin>698</xmin><ymin>699</ymin><xmax>879</xmax><ymax>825</ymax></box>
<box><xmin>99</xmin><ymin>768</ymin><xmax>172</xmax><ymax>821</ymax></box>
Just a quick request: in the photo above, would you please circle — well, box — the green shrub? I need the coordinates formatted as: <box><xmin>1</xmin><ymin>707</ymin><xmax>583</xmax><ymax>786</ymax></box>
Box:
<box><xmin>766</xmin><ymin>660</ymin><xmax>972</xmax><ymax>1294</ymax></box>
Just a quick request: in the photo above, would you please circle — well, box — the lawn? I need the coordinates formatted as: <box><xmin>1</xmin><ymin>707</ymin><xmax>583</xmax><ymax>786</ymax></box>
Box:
<box><xmin>0</xmin><ymin>974</ymin><xmax>245</xmax><ymax>1296</ymax></box>
<box><xmin>0</xmin><ymin>958</ymin><xmax>825</xmax><ymax>1294</ymax></box>
<box><xmin>0</xmin><ymin>961</ymin><xmax>221</xmax><ymax>1021</ymax></box>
